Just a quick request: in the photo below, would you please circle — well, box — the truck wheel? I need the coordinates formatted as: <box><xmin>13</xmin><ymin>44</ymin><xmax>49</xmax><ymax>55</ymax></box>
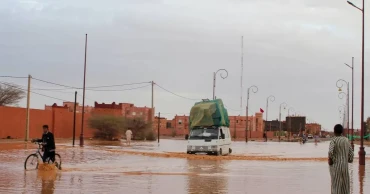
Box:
<box><xmin>229</xmin><ymin>148</ymin><xmax>232</xmax><ymax>154</ymax></box>
<box><xmin>217</xmin><ymin>148</ymin><xmax>222</xmax><ymax>156</ymax></box>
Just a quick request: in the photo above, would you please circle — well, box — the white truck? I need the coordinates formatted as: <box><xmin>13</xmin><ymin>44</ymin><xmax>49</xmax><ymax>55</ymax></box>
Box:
<box><xmin>186</xmin><ymin>126</ymin><xmax>232</xmax><ymax>155</ymax></box>
<box><xmin>185</xmin><ymin>99</ymin><xmax>232</xmax><ymax>156</ymax></box>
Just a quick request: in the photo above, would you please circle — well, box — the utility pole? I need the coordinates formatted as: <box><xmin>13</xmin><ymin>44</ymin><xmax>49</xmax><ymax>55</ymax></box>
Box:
<box><xmin>25</xmin><ymin>74</ymin><xmax>31</xmax><ymax>142</ymax></box>
<box><xmin>245</xmin><ymin>105</ymin><xmax>248</xmax><ymax>142</ymax></box>
<box><xmin>73</xmin><ymin>91</ymin><xmax>77</xmax><ymax>147</ymax></box>
<box><xmin>246</xmin><ymin>89</ymin><xmax>249</xmax><ymax>142</ymax></box>
<box><xmin>80</xmin><ymin>33</ymin><xmax>87</xmax><ymax>147</ymax></box>
<box><xmin>152</xmin><ymin>81</ymin><xmax>154</xmax><ymax>130</ymax></box>
<box><xmin>234</xmin><ymin>116</ymin><xmax>237</xmax><ymax>140</ymax></box>
<box><xmin>157</xmin><ymin>112</ymin><xmax>160</xmax><ymax>143</ymax></box>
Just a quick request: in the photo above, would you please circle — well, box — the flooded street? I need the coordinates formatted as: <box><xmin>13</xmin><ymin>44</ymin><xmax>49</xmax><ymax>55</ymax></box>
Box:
<box><xmin>0</xmin><ymin>139</ymin><xmax>369</xmax><ymax>194</ymax></box>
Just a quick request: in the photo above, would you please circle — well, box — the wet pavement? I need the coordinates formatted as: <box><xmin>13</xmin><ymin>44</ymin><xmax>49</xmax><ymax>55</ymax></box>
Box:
<box><xmin>0</xmin><ymin>139</ymin><xmax>369</xmax><ymax>194</ymax></box>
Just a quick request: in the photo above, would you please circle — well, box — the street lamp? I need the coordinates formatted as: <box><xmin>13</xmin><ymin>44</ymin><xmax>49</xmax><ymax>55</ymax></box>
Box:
<box><xmin>245</xmin><ymin>85</ymin><xmax>258</xmax><ymax>142</ymax></box>
<box><xmin>337</xmin><ymin>79</ymin><xmax>350</xmax><ymax>138</ymax></box>
<box><xmin>212</xmin><ymin>69</ymin><xmax>228</xmax><ymax>100</ymax></box>
<box><xmin>266</xmin><ymin>95</ymin><xmax>275</xmax><ymax>122</ymax></box>
<box><xmin>279</xmin><ymin>102</ymin><xmax>287</xmax><ymax>142</ymax></box>
<box><xmin>345</xmin><ymin>57</ymin><xmax>354</xmax><ymax>149</ymax></box>
<box><xmin>347</xmin><ymin>0</ymin><xmax>366</xmax><ymax>165</ymax></box>
<box><xmin>288</xmin><ymin>107</ymin><xmax>295</xmax><ymax>141</ymax></box>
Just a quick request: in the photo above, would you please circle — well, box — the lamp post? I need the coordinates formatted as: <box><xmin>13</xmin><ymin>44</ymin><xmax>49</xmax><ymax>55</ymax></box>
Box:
<box><xmin>347</xmin><ymin>0</ymin><xmax>366</xmax><ymax>165</ymax></box>
<box><xmin>212</xmin><ymin>69</ymin><xmax>228</xmax><ymax>100</ymax></box>
<box><xmin>345</xmin><ymin>58</ymin><xmax>354</xmax><ymax>150</ymax></box>
<box><xmin>338</xmin><ymin>105</ymin><xmax>345</xmax><ymax>123</ymax></box>
<box><xmin>338</xmin><ymin>92</ymin><xmax>349</xmax><ymax>139</ymax></box>
<box><xmin>245</xmin><ymin>85</ymin><xmax>258</xmax><ymax>142</ymax></box>
<box><xmin>266</xmin><ymin>95</ymin><xmax>275</xmax><ymax>122</ymax></box>
<box><xmin>337</xmin><ymin>79</ymin><xmax>350</xmax><ymax>138</ymax></box>
<box><xmin>288</xmin><ymin>107</ymin><xmax>295</xmax><ymax>141</ymax></box>
<box><xmin>279</xmin><ymin>102</ymin><xmax>287</xmax><ymax>142</ymax></box>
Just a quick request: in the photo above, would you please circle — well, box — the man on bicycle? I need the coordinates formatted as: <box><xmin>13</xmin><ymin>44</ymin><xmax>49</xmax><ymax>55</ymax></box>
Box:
<box><xmin>31</xmin><ymin>125</ymin><xmax>56</xmax><ymax>164</ymax></box>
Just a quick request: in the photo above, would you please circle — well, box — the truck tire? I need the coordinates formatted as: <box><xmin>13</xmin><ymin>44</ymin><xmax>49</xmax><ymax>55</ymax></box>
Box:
<box><xmin>217</xmin><ymin>148</ymin><xmax>222</xmax><ymax>156</ymax></box>
<box><xmin>229</xmin><ymin>148</ymin><xmax>232</xmax><ymax>154</ymax></box>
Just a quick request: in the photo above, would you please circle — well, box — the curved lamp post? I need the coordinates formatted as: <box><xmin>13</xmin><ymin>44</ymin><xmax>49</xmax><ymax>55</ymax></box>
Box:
<box><xmin>337</xmin><ymin>79</ymin><xmax>350</xmax><ymax>139</ymax></box>
<box><xmin>266</xmin><ymin>95</ymin><xmax>275</xmax><ymax>122</ymax></box>
<box><xmin>345</xmin><ymin>57</ymin><xmax>355</xmax><ymax>150</ymax></box>
<box><xmin>245</xmin><ymin>85</ymin><xmax>258</xmax><ymax>142</ymax></box>
<box><xmin>213</xmin><ymin>69</ymin><xmax>228</xmax><ymax>100</ymax></box>
<box><xmin>288</xmin><ymin>107</ymin><xmax>295</xmax><ymax>141</ymax></box>
<box><xmin>279</xmin><ymin>102</ymin><xmax>287</xmax><ymax>142</ymax></box>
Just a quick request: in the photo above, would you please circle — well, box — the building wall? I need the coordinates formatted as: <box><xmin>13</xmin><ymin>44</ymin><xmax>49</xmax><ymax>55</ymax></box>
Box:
<box><xmin>0</xmin><ymin>106</ymin><xmax>94</xmax><ymax>139</ymax></box>
<box><xmin>305</xmin><ymin>123</ymin><xmax>321</xmax><ymax>135</ymax></box>
<box><xmin>0</xmin><ymin>101</ymin><xmax>154</xmax><ymax>139</ymax></box>
<box><xmin>157</xmin><ymin>113</ymin><xmax>265</xmax><ymax>138</ymax></box>
<box><xmin>286</xmin><ymin>116</ymin><xmax>306</xmax><ymax>134</ymax></box>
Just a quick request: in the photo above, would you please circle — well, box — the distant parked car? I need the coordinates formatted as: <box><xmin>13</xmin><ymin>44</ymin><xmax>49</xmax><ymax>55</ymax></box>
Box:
<box><xmin>307</xmin><ymin>134</ymin><xmax>313</xmax><ymax>139</ymax></box>
<box><xmin>326</xmin><ymin>135</ymin><xmax>331</xmax><ymax>138</ymax></box>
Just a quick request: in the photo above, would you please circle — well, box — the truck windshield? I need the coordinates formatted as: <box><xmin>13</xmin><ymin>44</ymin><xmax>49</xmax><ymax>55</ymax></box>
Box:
<box><xmin>189</xmin><ymin>127</ymin><xmax>219</xmax><ymax>140</ymax></box>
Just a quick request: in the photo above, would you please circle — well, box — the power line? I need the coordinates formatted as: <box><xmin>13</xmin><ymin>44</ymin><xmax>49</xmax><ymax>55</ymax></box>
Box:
<box><xmin>85</xmin><ymin>81</ymin><xmax>151</xmax><ymax>89</ymax></box>
<box><xmin>30</xmin><ymin>84</ymin><xmax>151</xmax><ymax>92</ymax></box>
<box><xmin>31</xmin><ymin>77</ymin><xmax>151</xmax><ymax>90</ymax></box>
<box><xmin>154</xmin><ymin>83</ymin><xmax>199</xmax><ymax>101</ymax></box>
<box><xmin>85</xmin><ymin>84</ymin><xmax>151</xmax><ymax>91</ymax></box>
<box><xmin>31</xmin><ymin>77</ymin><xmax>79</xmax><ymax>89</ymax></box>
<box><xmin>0</xmin><ymin>75</ymin><xmax>28</xmax><ymax>79</ymax></box>
<box><xmin>0</xmin><ymin>81</ymin><xmax>70</xmax><ymax>102</ymax></box>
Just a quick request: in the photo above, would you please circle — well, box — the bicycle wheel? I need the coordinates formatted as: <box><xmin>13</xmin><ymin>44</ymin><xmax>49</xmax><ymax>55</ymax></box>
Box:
<box><xmin>48</xmin><ymin>153</ymin><xmax>62</xmax><ymax>170</ymax></box>
<box><xmin>24</xmin><ymin>154</ymin><xmax>39</xmax><ymax>170</ymax></box>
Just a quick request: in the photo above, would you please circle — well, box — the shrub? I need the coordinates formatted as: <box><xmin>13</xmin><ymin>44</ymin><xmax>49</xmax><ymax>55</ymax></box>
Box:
<box><xmin>145</xmin><ymin>131</ymin><xmax>156</xmax><ymax>141</ymax></box>
<box><xmin>88</xmin><ymin>115</ymin><xmax>125</xmax><ymax>140</ymax></box>
<box><xmin>123</xmin><ymin>117</ymin><xmax>154</xmax><ymax>141</ymax></box>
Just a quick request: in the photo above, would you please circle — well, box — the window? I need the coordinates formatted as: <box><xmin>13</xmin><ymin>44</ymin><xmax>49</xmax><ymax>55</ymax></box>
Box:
<box><xmin>166</xmin><ymin>122</ymin><xmax>172</xmax><ymax>128</ymax></box>
<box><xmin>132</xmin><ymin>112</ymin><xmax>136</xmax><ymax>116</ymax></box>
<box><xmin>140</xmin><ymin>112</ymin><xmax>143</xmax><ymax>115</ymax></box>
<box><xmin>178</xmin><ymin>119</ymin><xmax>182</xmax><ymax>124</ymax></box>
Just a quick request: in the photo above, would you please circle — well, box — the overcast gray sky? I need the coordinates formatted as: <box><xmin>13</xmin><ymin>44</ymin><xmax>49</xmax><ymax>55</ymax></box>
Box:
<box><xmin>1</xmin><ymin>0</ymin><xmax>370</xmax><ymax>131</ymax></box>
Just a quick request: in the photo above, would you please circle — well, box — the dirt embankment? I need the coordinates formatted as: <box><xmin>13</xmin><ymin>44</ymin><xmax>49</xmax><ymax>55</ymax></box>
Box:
<box><xmin>104</xmin><ymin>149</ymin><xmax>330</xmax><ymax>162</ymax></box>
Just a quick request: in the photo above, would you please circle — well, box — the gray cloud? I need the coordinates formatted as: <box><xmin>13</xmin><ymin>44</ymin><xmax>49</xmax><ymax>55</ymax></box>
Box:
<box><xmin>1</xmin><ymin>0</ymin><xmax>370</xmax><ymax>130</ymax></box>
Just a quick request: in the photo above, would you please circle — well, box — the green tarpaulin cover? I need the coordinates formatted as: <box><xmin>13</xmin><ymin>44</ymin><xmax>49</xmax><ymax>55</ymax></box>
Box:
<box><xmin>189</xmin><ymin>99</ymin><xmax>230</xmax><ymax>128</ymax></box>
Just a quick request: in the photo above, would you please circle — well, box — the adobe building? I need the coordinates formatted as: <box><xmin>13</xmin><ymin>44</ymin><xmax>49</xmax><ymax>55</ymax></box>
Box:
<box><xmin>305</xmin><ymin>123</ymin><xmax>321</xmax><ymax>135</ymax></box>
<box><xmin>45</xmin><ymin>102</ymin><xmax>94</xmax><ymax>113</ymax></box>
<box><xmin>286</xmin><ymin>116</ymin><xmax>306</xmax><ymax>135</ymax></box>
<box><xmin>155</xmin><ymin>112</ymin><xmax>265</xmax><ymax>138</ymax></box>
<box><xmin>264</xmin><ymin>119</ymin><xmax>286</xmax><ymax>132</ymax></box>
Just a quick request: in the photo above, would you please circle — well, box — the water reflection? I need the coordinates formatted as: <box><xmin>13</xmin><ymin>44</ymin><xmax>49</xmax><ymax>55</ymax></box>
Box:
<box><xmin>38</xmin><ymin>171</ymin><xmax>57</xmax><ymax>194</ymax></box>
<box><xmin>350</xmin><ymin>163</ymin><xmax>354</xmax><ymax>194</ymax></box>
<box><xmin>186</xmin><ymin>159</ymin><xmax>228</xmax><ymax>194</ymax></box>
<box><xmin>359</xmin><ymin>165</ymin><xmax>365</xmax><ymax>194</ymax></box>
<box><xmin>0</xmin><ymin>140</ymin><xmax>369</xmax><ymax>194</ymax></box>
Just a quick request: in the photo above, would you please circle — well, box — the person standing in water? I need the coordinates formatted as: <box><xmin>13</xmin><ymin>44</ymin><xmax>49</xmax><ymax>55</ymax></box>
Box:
<box><xmin>328</xmin><ymin>124</ymin><xmax>354</xmax><ymax>194</ymax></box>
<box><xmin>125</xmin><ymin>128</ymin><xmax>133</xmax><ymax>146</ymax></box>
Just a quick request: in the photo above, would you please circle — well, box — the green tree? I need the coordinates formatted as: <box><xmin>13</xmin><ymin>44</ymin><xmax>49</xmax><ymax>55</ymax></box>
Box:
<box><xmin>123</xmin><ymin>117</ymin><xmax>154</xmax><ymax>140</ymax></box>
<box><xmin>88</xmin><ymin>115</ymin><xmax>125</xmax><ymax>140</ymax></box>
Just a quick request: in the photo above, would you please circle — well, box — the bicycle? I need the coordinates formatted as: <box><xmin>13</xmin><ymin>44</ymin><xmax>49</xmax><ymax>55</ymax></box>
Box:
<box><xmin>24</xmin><ymin>141</ymin><xmax>62</xmax><ymax>170</ymax></box>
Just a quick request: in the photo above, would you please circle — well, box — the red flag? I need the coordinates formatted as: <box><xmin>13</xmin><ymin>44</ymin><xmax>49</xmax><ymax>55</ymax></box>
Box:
<box><xmin>260</xmin><ymin>108</ymin><xmax>264</xmax><ymax>113</ymax></box>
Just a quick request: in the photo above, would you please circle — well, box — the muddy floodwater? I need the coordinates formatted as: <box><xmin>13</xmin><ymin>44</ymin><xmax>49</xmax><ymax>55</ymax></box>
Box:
<box><xmin>0</xmin><ymin>139</ymin><xmax>369</xmax><ymax>194</ymax></box>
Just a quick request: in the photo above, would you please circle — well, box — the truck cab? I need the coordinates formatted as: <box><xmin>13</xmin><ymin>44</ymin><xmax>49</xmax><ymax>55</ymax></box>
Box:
<box><xmin>186</xmin><ymin>126</ymin><xmax>232</xmax><ymax>156</ymax></box>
